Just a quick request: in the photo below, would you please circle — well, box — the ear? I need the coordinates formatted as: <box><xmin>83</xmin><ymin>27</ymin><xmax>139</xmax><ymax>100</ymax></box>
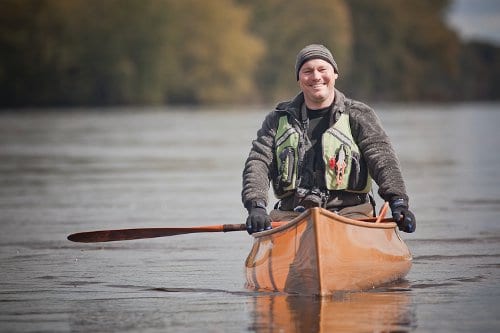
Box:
<box><xmin>334</xmin><ymin>73</ymin><xmax>339</xmax><ymax>79</ymax></box>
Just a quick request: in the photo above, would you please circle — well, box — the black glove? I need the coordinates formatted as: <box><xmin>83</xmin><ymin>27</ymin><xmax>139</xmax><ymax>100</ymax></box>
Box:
<box><xmin>390</xmin><ymin>198</ymin><xmax>416</xmax><ymax>233</ymax></box>
<box><xmin>246</xmin><ymin>201</ymin><xmax>272</xmax><ymax>234</ymax></box>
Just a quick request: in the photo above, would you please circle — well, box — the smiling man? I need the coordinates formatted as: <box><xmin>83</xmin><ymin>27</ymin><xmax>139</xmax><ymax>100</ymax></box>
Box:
<box><xmin>242</xmin><ymin>44</ymin><xmax>416</xmax><ymax>234</ymax></box>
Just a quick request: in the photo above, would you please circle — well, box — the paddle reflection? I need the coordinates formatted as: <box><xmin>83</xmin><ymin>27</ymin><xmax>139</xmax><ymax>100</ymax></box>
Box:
<box><xmin>250</xmin><ymin>288</ymin><xmax>415</xmax><ymax>332</ymax></box>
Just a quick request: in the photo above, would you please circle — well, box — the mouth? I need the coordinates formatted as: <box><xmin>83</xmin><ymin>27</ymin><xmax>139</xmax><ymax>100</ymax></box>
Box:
<box><xmin>310</xmin><ymin>83</ymin><xmax>325</xmax><ymax>89</ymax></box>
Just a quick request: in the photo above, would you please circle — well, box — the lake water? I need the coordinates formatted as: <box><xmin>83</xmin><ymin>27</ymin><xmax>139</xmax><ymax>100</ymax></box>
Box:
<box><xmin>0</xmin><ymin>104</ymin><xmax>499</xmax><ymax>332</ymax></box>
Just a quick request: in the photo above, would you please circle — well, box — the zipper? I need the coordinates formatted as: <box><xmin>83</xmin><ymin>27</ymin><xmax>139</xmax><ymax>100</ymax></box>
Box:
<box><xmin>326</xmin><ymin>127</ymin><xmax>353</xmax><ymax>147</ymax></box>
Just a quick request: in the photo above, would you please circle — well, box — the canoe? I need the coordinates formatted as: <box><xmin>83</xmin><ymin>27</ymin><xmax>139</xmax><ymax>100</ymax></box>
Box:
<box><xmin>244</xmin><ymin>207</ymin><xmax>412</xmax><ymax>295</ymax></box>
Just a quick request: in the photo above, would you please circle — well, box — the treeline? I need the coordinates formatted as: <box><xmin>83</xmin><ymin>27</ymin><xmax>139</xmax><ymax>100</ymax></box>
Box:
<box><xmin>0</xmin><ymin>0</ymin><xmax>498</xmax><ymax>108</ymax></box>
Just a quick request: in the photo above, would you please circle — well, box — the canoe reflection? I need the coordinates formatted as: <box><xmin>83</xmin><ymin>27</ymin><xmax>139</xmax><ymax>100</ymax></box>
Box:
<box><xmin>250</xmin><ymin>289</ymin><xmax>414</xmax><ymax>332</ymax></box>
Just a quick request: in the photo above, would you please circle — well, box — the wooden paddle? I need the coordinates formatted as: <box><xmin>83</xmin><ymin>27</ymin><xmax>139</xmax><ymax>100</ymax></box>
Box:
<box><xmin>67</xmin><ymin>222</ymin><xmax>286</xmax><ymax>243</ymax></box>
<box><xmin>67</xmin><ymin>215</ymin><xmax>394</xmax><ymax>243</ymax></box>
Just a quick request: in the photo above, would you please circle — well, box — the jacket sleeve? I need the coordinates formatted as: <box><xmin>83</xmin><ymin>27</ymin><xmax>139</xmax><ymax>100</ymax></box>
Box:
<box><xmin>241</xmin><ymin>111</ymin><xmax>279</xmax><ymax>210</ymax></box>
<box><xmin>348</xmin><ymin>102</ymin><xmax>409</xmax><ymax>203</ymax></box>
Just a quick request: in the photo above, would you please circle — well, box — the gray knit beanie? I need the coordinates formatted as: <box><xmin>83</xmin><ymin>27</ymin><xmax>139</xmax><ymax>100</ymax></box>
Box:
<box><xmin>295</xmin><ymin>44</ymin><xmax>339</xmax><ymax>80</ymax></box>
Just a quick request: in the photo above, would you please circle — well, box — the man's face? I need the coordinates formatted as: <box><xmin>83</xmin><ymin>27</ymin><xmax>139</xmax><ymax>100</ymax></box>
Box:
<box><xmin>298</xmin><ymin>58</ymin><xmax>338</xmax><ymax>109</ymax></box>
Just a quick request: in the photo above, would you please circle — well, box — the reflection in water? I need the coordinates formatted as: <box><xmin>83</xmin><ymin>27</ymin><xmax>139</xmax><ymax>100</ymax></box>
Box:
<box><xmin>251</xmin><ymin>287</ymin><xmax>415</xmax><ymax>332</ymax></box>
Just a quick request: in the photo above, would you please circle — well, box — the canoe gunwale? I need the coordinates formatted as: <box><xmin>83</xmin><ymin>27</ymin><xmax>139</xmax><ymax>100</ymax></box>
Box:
<box><xmin>252</xmin><ymin>207</ymin><xmax>397</xmax><ymax>239</ymax></box>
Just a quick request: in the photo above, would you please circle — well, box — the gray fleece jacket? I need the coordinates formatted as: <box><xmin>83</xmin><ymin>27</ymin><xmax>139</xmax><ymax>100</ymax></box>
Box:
<box><xmin>242</xmin><ymin>89</ymin><xmax>408</xmax><ymax>211</ymax></box>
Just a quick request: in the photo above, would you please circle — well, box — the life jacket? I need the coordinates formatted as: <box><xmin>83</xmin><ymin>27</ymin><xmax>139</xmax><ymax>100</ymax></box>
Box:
<box><xmin>273</xmin><ymin>111</ymin><xmax>372</xmax><ymax>199</ymax></box>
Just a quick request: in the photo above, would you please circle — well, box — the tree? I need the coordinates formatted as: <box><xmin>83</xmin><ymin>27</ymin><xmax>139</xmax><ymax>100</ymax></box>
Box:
<box><xmin>345</xmin><ymin>0</ymin><xmax>461</xmax><ymax>101</ymax></box>
<box><xmin>0</xmin><ymin>0</ymin><xmax>264</xmax><ymax>106</ymax></box>
<box><xmin>239</xmin><ymin>0</ymin><xmax>352</xmax><ymax>102</ymax></box>
<box><xmin>161</xmin><ymin>0</ymin><xmax>264</xmax><ymax>104</ymax></box>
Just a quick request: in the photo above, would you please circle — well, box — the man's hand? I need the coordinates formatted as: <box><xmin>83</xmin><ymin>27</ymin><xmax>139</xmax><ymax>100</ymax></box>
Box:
<box><xmin>246</xmin><ymin>201</ymin><xmax>272</xmax><ymax>234</ymax></box>
<box><xmin>390</xmin><ymin>198</ymin><xmax>416</xmax><ymax>233</ymax></box>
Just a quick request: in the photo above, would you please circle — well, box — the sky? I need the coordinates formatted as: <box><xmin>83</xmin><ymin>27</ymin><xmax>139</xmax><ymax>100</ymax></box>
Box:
<box><xmin>446</xmin><ymin>0</ymin><xmax>500</xmax><ymax>45</ymax></box>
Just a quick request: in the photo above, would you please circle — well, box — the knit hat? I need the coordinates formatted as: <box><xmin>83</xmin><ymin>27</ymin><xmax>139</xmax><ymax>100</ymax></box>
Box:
<box><xmin>295</xmin><ymin>44</ymin><xmax>338</xmax><ymax>80</ymax></box>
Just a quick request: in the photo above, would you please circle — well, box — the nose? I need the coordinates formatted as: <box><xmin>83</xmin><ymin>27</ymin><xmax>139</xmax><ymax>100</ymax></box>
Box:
<box><xmin>312</xmin><ymin>69</ymin><xmax>321</xmax><ymax>80</ymax></box>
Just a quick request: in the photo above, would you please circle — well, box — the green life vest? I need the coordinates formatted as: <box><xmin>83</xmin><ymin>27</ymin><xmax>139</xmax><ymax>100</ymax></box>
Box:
<box><xmin>274</xmin><ymin>112</ymin><xmax>371</xmax><ymax>198</ymax></box>
<box><xmin>275</xmin><ymin>115</ymin><xmax>300</xmax><ymax>194</ymax></box>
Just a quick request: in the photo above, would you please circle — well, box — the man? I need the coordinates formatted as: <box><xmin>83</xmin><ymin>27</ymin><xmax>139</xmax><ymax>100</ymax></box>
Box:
<box><xmin>242</xmin><ymin>44</ymin><xmax>416</xmax><ymax>234</ymax></box>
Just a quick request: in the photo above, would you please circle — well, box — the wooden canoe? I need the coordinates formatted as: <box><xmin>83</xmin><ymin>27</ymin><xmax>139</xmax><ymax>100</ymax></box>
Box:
<box><xmin>245</xmin><ymin>207</ymin><xmax>412</xmax><ymax>295</ymax></box>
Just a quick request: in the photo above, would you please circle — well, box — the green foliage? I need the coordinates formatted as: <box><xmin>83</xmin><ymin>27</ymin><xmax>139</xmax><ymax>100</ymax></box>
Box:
<box><xmin>458</xmin><ymin>41</ymin><xmax>500</xmax><ymax>100</ymax></box>
<box><xmin>0</xmin><ymin>0</ymin><xmax>498</xmax><ymax>107</ymax></box>
<box><xmin>345</xmin><ymin>0</ymin><xmax>462</xmax><ymax>101</ymax></box>
<box><xmin>238</xmin><ymin>0</ymin><xmax>352</xmax><ymax>102</ymax></box>
<box><xmin>0</xmin><ymin>0</ymin><xmax>263</xmax><ymax>106</ymax></box>
<box><xmin>160</xmin><ymin>0</ymin><xmax>264</xmax><ymax>104</ymax></box>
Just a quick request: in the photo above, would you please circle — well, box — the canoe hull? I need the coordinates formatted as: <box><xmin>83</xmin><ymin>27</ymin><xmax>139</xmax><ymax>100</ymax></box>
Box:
<box><xmin>245</xmin><ymin>207</ymin><xmax>412</xmax><ymax>295</ymax></box>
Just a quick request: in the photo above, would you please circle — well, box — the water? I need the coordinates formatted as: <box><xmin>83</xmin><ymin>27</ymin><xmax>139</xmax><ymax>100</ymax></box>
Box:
<box><xmin>0</xmin><ymin>104</ymin><xmax>499</xmax><ymax>332</ymax></box>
